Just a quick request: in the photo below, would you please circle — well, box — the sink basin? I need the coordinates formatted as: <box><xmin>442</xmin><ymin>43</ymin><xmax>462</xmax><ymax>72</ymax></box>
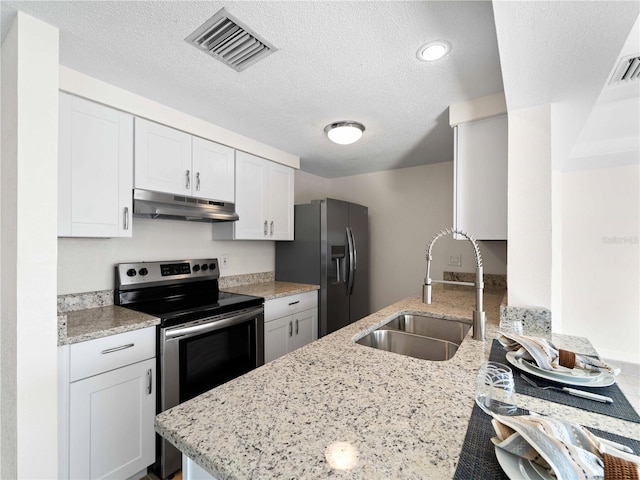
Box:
<box><xmin>355</xmin><ymin>314</ymin><xmax>471</xmax><ymax>361</ymax></box>
<box><xmin>356</xmin><ymin>330</ymin><xmax>460</xmax><ymax>361</ymax></box>
<box><xmin>379</xmin><ymin>314</ymin><xmax>471</xmax><ymax>345</ymax></box>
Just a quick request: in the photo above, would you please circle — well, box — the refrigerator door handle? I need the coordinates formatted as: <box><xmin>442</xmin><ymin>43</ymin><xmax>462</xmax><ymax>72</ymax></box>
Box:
<box><xmin>346</xmin><ymin>227</ymin><xmax>357</xmax><ymax>295</ymax></box>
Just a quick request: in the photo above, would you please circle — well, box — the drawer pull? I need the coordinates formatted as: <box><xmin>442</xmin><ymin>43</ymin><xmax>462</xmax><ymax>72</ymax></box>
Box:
<box><xmin>101</xmin><ymin>343</ymin><xmax>134</xmax><ymax>355</ymax></box>
<box><xmin>147</xmin><ymin>368</ymin><xmax>153</xmax><ymax>395</ymax></box>
<box><xmin>288</xmin><ymin>300</ymin><xmax>300</xmax><ymax>306</ymax></box>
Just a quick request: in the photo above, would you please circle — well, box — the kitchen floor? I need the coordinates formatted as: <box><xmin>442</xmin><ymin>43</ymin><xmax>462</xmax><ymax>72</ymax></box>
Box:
<box><xmin>143</xmin><ymin>471</ymin><xmax>181</xmax><ymax>480</ymax></box>
<box><xmin>604</xmin><ymin>358</ymin><xmax>640</xmax><ymax>415</ymax></box>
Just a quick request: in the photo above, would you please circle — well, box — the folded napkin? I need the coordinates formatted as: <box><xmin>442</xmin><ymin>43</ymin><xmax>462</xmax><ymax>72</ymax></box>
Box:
<box><xmin>491</xmin><ymin>413</ymin><xmax>640</xmax><ymax>480</ymax></box>
<box><xmin>498</xmin><ymin>331</ymin><xmax>621</xmax><ymax>375</ymax></box>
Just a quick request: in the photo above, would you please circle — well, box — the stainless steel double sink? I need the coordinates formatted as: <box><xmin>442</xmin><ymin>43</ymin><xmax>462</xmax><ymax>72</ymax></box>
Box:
<box><xmin>356</xmin><ymin>314</ymin><xmax>471</xmax><ymax>361</ymax></box>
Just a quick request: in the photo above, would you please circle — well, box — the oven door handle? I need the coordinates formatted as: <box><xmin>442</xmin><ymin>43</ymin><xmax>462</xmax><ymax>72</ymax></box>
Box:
<box><xmin>164</xmin><ymin>307</ymin><xmax>263</xmax><ymax>340</ymax></box>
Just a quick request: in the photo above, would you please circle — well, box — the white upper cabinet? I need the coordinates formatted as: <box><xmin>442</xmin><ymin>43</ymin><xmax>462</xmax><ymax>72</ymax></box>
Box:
<box><xmin>267</xmin><ymin>162</ymin><xmax>295</xmax><ymax>239</ymax></box>
<box><xmin>134</xmin><ymin>118</ymin><xmax>192</xmax><ymax>196</ymax></box>
<box><xmin>192</xmin><ymin>136</ymin><xmax>235</xmax><ymax>202</ymax></box>
<box><xmin>134</xmin><ymin>118</ymin><xmax>235</xmax><ymax>202</ymax></box>
<box><xmin>58</xmin><ymin>93</ymin><xmax>133</xmax><ymax>238</ymax></box>
<box><xmin>453</xmin><ymin>114</ymin><xmax>507</xmax><ymax>240</ymax></box>
<box><xmin>214</xmin><ymin>150</ymin><xmax>293</xmax><ymax>240</ymax></box>
<box><xmin>234</xmin><ymin>151</ymin><xmax>268</xmax><ymax>239</ymax></box>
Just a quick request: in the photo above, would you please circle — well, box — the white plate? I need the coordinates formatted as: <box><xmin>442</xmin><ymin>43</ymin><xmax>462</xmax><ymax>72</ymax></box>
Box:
<box><xmin>495</xmin><ymin>447</ymin><xmax>551</xmax><ymax>480</ymax></box>
<box><xmin>524</xmin><ymin>359</ymin><xmax>600</xmax><ymax>382</ymax></box>
<box><xmin>506</xmin><ymin>352</ymin><xmax>616</xmax><ymax>388</ymax></box>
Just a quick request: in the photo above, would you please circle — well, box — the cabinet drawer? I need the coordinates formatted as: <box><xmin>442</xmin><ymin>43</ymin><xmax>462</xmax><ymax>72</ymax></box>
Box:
<box><xmin>265</xmin><ymin>291</ymin><xmax>317</xmax><ymax>321</ymax></box>
<box><xmin>70</xmin><ymin>327</ymin><xmax>155</xmax><ymax>382</ymax></box>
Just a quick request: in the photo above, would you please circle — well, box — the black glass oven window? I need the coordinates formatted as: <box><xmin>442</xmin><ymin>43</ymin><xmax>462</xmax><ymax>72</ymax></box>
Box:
<box><xmin>179</xmin><ymin>321</ymin><xmax>256</xmax><ymax>403</ymax></box>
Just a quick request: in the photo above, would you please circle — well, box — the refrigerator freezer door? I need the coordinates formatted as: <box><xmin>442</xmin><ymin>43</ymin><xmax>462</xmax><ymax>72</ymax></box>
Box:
<box><xmin>323</xmin><ymin>199</ymin><xmax>350</xmax><ymax>336</ymax></box>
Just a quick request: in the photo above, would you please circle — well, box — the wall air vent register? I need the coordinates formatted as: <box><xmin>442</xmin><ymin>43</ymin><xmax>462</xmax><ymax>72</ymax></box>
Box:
<box><xmin>185</xmin><ymin>8</ymin><xmax>277</xmax><ymax>72</ymax></box>
<box><xmin>609</xmin><ymin>54</ymin><xmax>640</xmax><ymax>85</ymax></box>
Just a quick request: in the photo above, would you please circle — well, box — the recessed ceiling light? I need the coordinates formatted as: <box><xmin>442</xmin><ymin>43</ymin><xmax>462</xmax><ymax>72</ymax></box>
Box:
<box><xmin>324</xmin><ymin>121</ymin><xmax>365</xmax><ymax>145</ymax></box>
<box><xmin>417</xmin><ymin>41</ymin><xmax>451</xmax><ymax>62</ymax></box>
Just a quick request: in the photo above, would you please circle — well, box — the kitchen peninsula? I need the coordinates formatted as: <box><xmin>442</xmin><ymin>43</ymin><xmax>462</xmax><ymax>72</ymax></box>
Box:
<box><xmin>155</xmin><ymin>285</ymin><xmax>639</xmax><ymax>479</ymax></box>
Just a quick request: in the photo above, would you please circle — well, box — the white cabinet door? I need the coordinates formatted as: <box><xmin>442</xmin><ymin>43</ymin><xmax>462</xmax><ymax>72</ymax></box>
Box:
<box><xmin>58</xmin><ymin>93</ymin><xmax>133</xmax><ymax>238</ymax></box>
<box><xmin>292</xmin><ymin>308</ymin><xmax>317</xmax><ymax>351</ymax></box>
<box><xmin>266</xmin><ymin>162</ymin><xmax>294</xmax><ymax>240</ymax></box>
<box><xmin>134</xmin><ymin>117</ymin><xmax>192</xmax><ymax>196</ymax></box>
<box><xmin>264</xmin><ymin>315</ymin><xmax>292</xmax><ymax>363</ymax></box>
<box><xmin>192</xmin><ymin>137</ymin><xmax>235</xmax><ymax>202</ymax></box>
<box><xmin>454</xmin><ymin>115</ymin><xmax>507</xmax><ymax>240</ymax></box>
<box><xmin>69</xmin><ymin>358</ymin><xmax>155</xmax><ymax>480</ymax></box>
<box><xmin>215</xmin><ymin>150</ymin><xmax>294</xmax><ymax>240</ymax></box>
<box><xmin>233</xmin><ymin>151</ymin><xmax>269</xmax><ymax>239</ymax></box>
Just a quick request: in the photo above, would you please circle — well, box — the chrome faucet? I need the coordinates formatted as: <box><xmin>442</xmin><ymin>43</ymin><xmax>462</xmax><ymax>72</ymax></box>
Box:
<box><xmin>422</xmin><ymin>228</ymin><xmax>486</xmax><ymax>340</ymax></box>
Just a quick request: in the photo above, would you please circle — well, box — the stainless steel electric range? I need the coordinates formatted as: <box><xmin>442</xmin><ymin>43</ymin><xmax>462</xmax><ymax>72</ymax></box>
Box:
<box><xmin>115</xmin><ymin>258</ymin><xmax>264</xmax><ymax>479</ymax></box>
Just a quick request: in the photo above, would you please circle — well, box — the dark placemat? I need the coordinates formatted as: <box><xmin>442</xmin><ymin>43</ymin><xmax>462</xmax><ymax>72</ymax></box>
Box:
<box><xmin>489</xmin><ymin>339</ymin><xmax>640</xmax><ymax>423</ymax></box>
<box><xmin>454</xmin><ymin>403</ymin><xmax>640</xmax><ymax>480</ymax></box>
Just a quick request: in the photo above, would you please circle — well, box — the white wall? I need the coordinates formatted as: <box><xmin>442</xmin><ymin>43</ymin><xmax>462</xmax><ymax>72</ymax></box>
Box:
<box><xmin>58</xmin><ymin>219</ymin><xmax>275</xmax><ymax>294</ymax></box>
<box><xmin>1</xmin><ymin>12</ymin><xmax>59</xmax><ymax>478</ymax></box>
<box><xmin>294</xmin><ymin>170</ymin><xmax>331</xmax><ymax>204</ymax></box>
<box><xmin>507</xmin><ymin>105</ymin><xmax>553</xmax><ymax>309</ymax></box>
<box><xmin>560</xmin><ymin>164</ymin><xmax>639</xmax><ymax>364</ymax></box>
<box><xmin>295</xmin><ymin>164</ymin><xmax>507</xmax><ymax>313</ymax></box>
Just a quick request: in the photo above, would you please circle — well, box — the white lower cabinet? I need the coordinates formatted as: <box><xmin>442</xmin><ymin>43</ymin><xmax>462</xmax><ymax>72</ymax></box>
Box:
<box><xmin>62</xmin><ymin>327</ymin><xmax>156</xmax><ymax>480</ymax></box>
<box><xmin>264</xmin><ymin>291</ymin><xmax>318</xmax><ymax>363</ymax></box>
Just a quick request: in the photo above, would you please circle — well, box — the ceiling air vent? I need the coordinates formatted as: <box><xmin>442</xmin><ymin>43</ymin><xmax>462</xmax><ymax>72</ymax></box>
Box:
<box><xmin>185</xmin><ymin>8</ymin><xmax>277</xmax><ymax>72</ymax></box>
<box><xmin>609</xmin><ymin>54</ymin><xmax>640</xmax><ymax>85</ymax></box>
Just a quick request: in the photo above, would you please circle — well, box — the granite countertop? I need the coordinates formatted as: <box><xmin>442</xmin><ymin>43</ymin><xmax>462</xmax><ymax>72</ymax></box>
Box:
<box><xmin>58</xmin><ymin>305</ymin><xmax>159</xmax><ymax>346</ymax></box>
<box><xmin>155</xmin><ymin>284</ymin><xmax>640</xmax><ymax>479</ymax></box>
<box><xmin>57</xmin><ymin>280</ymin><xmax>315</xmax><ymax>346</ymax></box>
<box><xmin>221</xmin><ymin>280</ymin><xmax>319</xmax><ymax>300</ymax></box>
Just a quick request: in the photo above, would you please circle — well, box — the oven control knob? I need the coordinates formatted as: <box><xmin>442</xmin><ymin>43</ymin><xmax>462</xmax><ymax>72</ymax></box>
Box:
<box><xmin>209</xmin><ymin>263</ymin><xmax>216</xmax><ymax>270</ymax></box>
<box><xmin>139</xmin><ymin>268</ymin><xmax>148</xmax><ymax>276</ymax></box>
<box><xmin>192</xmin><ymin>264</ymin><xmax>200</xmax><ymax>272</ymax></box>
<box><xmin>201</xmin><ymin>264</ymin><xmax>209</xmax><ymax>271</ymax></box>
<box><xmin>126</xmin><ymin>268</ymin><xmax>137</xmax><ymax>277</ymax></box>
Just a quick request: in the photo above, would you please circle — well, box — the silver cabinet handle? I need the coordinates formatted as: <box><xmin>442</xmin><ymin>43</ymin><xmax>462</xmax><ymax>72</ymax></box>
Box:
<box><xmin>146</xmin><ymin>368</ymin><xmax>152</xmax><ymax>395</ymax></box>
<box><xmin>186</xmin><ymin>170</ymin><xmax>191</xmax><ymax>189</ymax></box>
<box><xmin>270</xmin><ymin>221</ymin><xmax>274</xmax><ymax>236</ymax></box>
<box><xmin>289</xmin><ymin>321</ymin><xmax>293</xmax><ymax>337</ymax></box>
<box><xmin>123</xmin><ymin>207</ymin><xmax>129</xmax><ymax>230</ymax></box>
<box><xmin>101</xmin><ymin>343</ymin><xmax>134</xmax><ymax>355</ymax></box>
<box><xmin>196</xmin><ymin>171</ymin><xmax>200</xmax><ymax>191</ymax></box>
<box><xmin>295</xmin><ymin>319</ymin><xmax>299</xmax><ymax>335</ymax></box>
<box><xmin>288</xmin><ymin>300</ymin><xmax>300</xmax><ymax>306</ymax></box>
<box><xmin>264</xmin><ymin>220</ymin><xmax>268</xmax><ymax>236</ymax></box>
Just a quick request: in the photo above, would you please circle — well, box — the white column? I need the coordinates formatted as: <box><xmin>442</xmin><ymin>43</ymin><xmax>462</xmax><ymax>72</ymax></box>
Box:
<box><xmin>506</xmin><ymin>105</ymin><xmax>553</xmax><ymax>310</ymax></box>
<box><xmin>1</xmin><ymin>12</ymin><xmax>59</xmax><ymax>478</ymax></box>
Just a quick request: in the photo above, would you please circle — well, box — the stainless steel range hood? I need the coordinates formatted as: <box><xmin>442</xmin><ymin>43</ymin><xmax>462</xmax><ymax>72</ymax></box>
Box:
<box><xmin>133</xmin><ymin>189</ymin><xmax>239</xmax><ymax>222</ymax></box>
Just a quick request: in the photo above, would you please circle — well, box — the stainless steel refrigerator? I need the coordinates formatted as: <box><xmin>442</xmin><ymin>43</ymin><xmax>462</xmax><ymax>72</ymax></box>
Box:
<box><xmin>276</xmin><ymin>198</ymin><xmax>369</xmax><ymax>337</ymax></box>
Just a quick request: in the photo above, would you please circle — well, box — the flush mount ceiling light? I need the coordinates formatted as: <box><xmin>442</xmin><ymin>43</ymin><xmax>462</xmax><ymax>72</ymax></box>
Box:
<box><xmin>324</xmin><ymin>121</ymin><xmax>365</xmax><ymax>145</ymax></box>
<box><xmin>417</xmin><ymin>40</ymin><xmax>451</xmax><ymax>62</ymax></box>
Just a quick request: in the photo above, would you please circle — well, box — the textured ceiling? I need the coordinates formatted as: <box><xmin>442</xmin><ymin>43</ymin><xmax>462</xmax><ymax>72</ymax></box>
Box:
<box><xmin>0</xmin><ymin>1</ymin><xmax>504</xmax><ymax>178</ymax></box>
<box><xmin>3</xmin><ymin>1</ymin><xmax>637</xmax><ymax>178</ymax></box>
